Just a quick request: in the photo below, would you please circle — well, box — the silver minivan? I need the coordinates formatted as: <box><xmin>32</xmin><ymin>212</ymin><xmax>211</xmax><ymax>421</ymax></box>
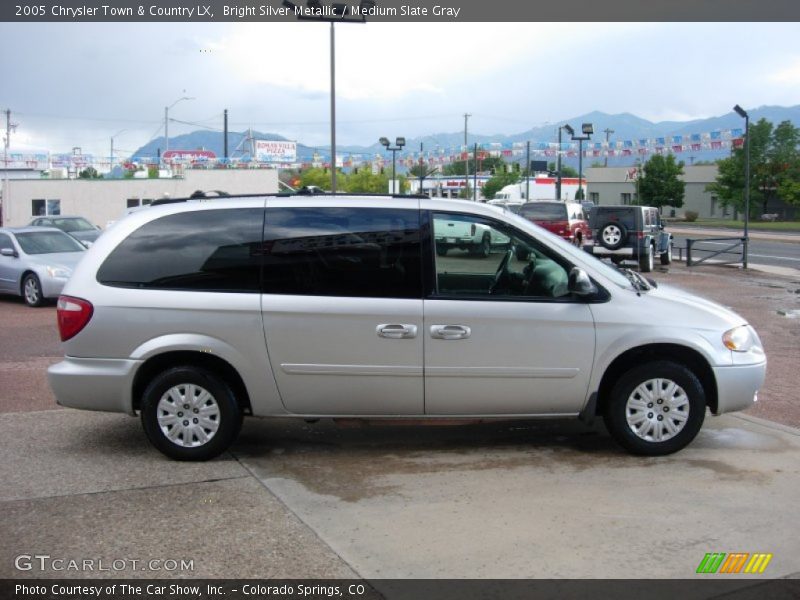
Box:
<box><xmin>48</xmin><ymin>195</ymin><xmax>766</xmax><ymax>460</ymax></box>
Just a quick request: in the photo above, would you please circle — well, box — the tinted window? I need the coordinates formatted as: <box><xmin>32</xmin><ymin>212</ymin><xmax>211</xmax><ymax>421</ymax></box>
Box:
<box><xmin>97</xmin><ymin>208</ymin><xmax>263</xmax><ymax>292</ymax></box>
<box><xmin>0</xmin><ymin>233</ymin><xmax>14</xmax><ymax>252</ymax></box>
<box><xmin>53</xmin><ymin>217</ymin><xmax>96</xmax><ymax>232</ymax></box>
<box><xmin>519</xmin><ymin>203</ymin><xmax>567</xmax><ymax>220</ymax></box>
<box><xmin>262</xmin><ymin>207</ymin><xmax>421</xmax><ymax>299</ymax></box>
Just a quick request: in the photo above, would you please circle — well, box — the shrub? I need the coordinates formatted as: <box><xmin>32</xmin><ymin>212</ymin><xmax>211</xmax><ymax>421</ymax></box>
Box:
<box><xmin>684</xmin><ymin>210</ymin><xmax>699</xmax><ymax>222</ymax></box>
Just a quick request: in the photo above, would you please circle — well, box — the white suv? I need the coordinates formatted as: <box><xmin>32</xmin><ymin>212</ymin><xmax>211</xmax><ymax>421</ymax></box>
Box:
<box><xmin>48</xmin><ymin>194</ymin><xmax>766</xmax><ymax>460</ymax></box>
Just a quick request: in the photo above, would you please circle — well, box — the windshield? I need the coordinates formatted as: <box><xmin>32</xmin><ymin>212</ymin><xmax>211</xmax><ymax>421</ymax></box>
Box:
<box><xmin>519</xmin><ymin>203</ymin><xmax>567</xmax><ymax>220</ymax></box>
<box><xmin>16</xmin><ymin>231</ymin><xmax>85</xmax><ymax>254</ymax></box>
<box><xmin>53</xmin><ymin>217</ymin><xmax>96</xmax><ymax>232</ymax></box>
<box><xmin>501</xmin><ymin>210</ymin><xmax>633</xmax><ymax>289</ymax></box>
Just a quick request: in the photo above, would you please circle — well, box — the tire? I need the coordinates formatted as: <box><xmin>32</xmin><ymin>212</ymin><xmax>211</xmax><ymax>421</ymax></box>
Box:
<box><xmin>473</xmin><ymin>234</ymin><xmax>491</xmax><ymax>258</ymax></box>
<box><xmin>660</xmin><ymin>244</ymin><xmax>673</xmax><ymax>265</ymax></box>
<box><xmin>603</xmin><ymin>361</ymin><xmax>706</xmax><ymax>456</ymax></box>
<box><xmin>436</xmin><ymin>243</ymin><xmax>448</xmax><ymax>257</ymax></box>
<box><xmin>140</xmin><ymin>366</ymin><xmax>243</xmax><ymax>461</ymax></box>
<box><xmin>639</xmin><ymin>246</ymin><xmax>654</xmax><ymax>272</ymax></box>
<box><xmin>22</xmin><ymin>273</ymin><xmax>45</xmax><ymax>307</ymax></box>
<box><xmin>599</xmin><ymin>222</ymin><xmax>627</xmax><ymax>250</ymax></box>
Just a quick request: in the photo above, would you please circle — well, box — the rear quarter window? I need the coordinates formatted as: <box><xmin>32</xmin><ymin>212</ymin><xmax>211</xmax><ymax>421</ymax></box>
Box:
<box><xmin>97</xmin><ymin>208</ymin><xmax>264</xmax><ymax>292</ymax></box>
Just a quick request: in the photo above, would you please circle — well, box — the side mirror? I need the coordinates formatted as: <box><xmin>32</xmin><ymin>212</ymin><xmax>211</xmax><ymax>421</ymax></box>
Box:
<box><xmin>568</xmin><ymin>267</ymin><xmax>597</xmax><ymax>297</ymax></box>
<box><xmin>1</xmin><ymin>248</ymin><xmax>17</xmax><ymax>258</ymax></box>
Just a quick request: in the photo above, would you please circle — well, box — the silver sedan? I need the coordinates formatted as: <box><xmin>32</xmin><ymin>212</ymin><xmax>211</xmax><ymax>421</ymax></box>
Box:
<box><xmin>0</xmin><ymin>227</ymin><xmax>86</xmax><ymax>307</ymax></box>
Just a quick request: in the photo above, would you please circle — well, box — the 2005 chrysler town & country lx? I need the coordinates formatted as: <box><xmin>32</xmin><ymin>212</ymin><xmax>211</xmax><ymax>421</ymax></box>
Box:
<box><xmin>48</xmin><ymin>194</ymin><xmax>766</xmax><ymax>460</ymax></box>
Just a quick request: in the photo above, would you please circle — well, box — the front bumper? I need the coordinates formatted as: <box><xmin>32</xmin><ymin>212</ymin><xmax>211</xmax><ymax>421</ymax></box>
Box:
<box><xmin>712</xmin><ymin>361</ymin><xmax>767</xmax><ymax>414</ymax></box>
<box><xmin>48</xmin><ymin>357</ymin><xmax>142</xmax><ymax>415</ymax></box>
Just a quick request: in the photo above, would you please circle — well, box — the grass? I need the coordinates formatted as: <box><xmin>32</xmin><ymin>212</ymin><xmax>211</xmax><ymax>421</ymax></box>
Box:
<box><xmin>674</xmin><ymin>219</ymin><xmax>800</xmax><ymax>232</ymax></box>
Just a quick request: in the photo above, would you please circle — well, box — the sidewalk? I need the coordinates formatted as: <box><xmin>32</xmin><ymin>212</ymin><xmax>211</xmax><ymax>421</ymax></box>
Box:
<box><xmin>670</xmin><ymin>225</ymin><xmax>800</xmax><ymax>243</ymax></box>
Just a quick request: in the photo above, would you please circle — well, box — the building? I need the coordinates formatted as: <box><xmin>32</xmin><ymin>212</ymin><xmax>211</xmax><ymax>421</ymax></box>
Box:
<box><xmin>2</xmin><ymin>169</ymin><xmax>279</xmax><ymax>228</ymax></box>
<box><xmin>585</xmin><ymin>165</ymin><xmax>725</xmax><ymax>218</ymax></box>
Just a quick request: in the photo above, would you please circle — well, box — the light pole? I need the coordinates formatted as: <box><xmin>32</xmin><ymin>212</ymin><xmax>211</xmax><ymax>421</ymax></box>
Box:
<box><xmin>734</xmin><ymin>104</ymin><xmax>750</xmax><ymax>269</ymax></box>
<box><xmin>556</xmin><ymin>124</ymin><xmax>573</xmax><ymax>200</ymax></box>
<box><xmin>164</xmin><ymin>96</ymin><xmax>194</xmax><ymax>165</ymax></box>
<box><xmin>380</xmin><ymin>136</ymin><xmax>405</xmax><ymax>194</ymax></box>
<box><xmin>283</xmin><ymin>1</ymin><xmax>369</xmax><ymax>193</ymax></box>
<box><xmin>110</xmin><ymin>129</ymin><xmax>126</xmax><ymax>175</ymax></box>
<box><xmin>567</xmin><ymin>123</ymin><xmax>593</xmax><ymax>200</ymax></box>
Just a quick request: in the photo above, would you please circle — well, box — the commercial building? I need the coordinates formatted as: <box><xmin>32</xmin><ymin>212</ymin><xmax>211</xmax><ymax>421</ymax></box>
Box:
<box><xmin>1</xmin><ymin>168</ymin><xmax>279</xmax><ymax>228</ymax></box>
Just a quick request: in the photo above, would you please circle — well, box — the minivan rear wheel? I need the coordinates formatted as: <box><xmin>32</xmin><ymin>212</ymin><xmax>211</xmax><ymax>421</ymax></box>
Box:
<box><xmin>603</xmin><ymin>361</ymin><xmax>705</xmax><ymax>456</ymax></box>
<box><xmin>141</xmin><ymin>366</ymin><xmax>242</xmax><ymax>461</ymax></box>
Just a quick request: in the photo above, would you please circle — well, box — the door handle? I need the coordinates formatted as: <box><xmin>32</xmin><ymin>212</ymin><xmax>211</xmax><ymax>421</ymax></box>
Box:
<box><xmin>376</xmin><ymin>324</ymin><xmax>418</xmax><ymax>339</ymax></box>
<box><xmin>430</xmin><ymin>325</ymin><xmax>471</xmax><ymax>340</ymax></box>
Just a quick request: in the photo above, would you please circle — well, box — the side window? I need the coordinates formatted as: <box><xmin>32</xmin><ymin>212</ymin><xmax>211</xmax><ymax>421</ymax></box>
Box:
<box><xmin>432</xmin><ymin>212</ymin><xmax>571</xmax><ymax>300</ymax></box>
<box><xmin>97</xmin><ymin>208</ymin><xmax>264</xmax><ymax>292</ymax></box>
<box><xmin>262</xmin><ymin>207</ymin><xmax>421</xmax><ymax>299</ymax></box>
<box><xmin>0</xmin><ymin>233</ymin><xmax>14</xmax><ymax>252</ymax></box>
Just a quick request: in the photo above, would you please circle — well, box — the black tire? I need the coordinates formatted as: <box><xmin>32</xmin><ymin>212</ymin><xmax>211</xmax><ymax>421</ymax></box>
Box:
<box><xmin>599</xmin><ymin>222</ymin><xmax>627</xmax><ymax>250</ymax></box>
<box><xmin>660</xmin><ymin>244</ymin><xmax>673</xmax><ymax>265</ymax></box>
<box><xmin>472</xmin><ymin>233</ymin><xmax>491</xmax><ymax>258</ymax></box>
<box><xmin>140</xmin><ymin>366</ymin><xmax>243</xmax><ymax>461</ymax></box>
<box><xmin>436</xmin><ymin>243</ymin><xmax>448</xmax><ymax>257</ymax></box>
<box><xmin>22</xmin><ymin>273</ymin><xmax>45</xmax><ymax>307</ymax></box>
<box><xmin>603</xmin><ymin>361</ymin><xmax>706</xmax><ymax>456</ymax></box>
<box><xmin>638</xmin><ymin>245</ymin><xmax>654</xmax><ymax>272</ymax></box>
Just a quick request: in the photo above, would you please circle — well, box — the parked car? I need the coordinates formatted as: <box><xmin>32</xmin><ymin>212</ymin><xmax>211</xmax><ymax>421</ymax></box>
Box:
<box><xmin>28</xmin><ymin>215</ymin><xmax>102</xmax><ymax>247</ymax></box>
<box><xmin>0</xmin><ymin>227</ymin><xmax>86</xmax><ymax>306</ymax></box>
<box><xmin>585</xmin><ymin>205</ymin><xmax>672</xmax><ymax>273</ymax></box>
<box><xmin>48</xmin><ymin>194</ymin><xmax>765</xmax><ymax>460</ymax></box>
<box><xmin>434</xmin><ymin>214</ymin><xmax>510</xmax><ymax>257</ymax></box>
<box><xmin>518</xmin><ymin>201</ymin><xmax>591</xmax><ymax>246</ymax></box>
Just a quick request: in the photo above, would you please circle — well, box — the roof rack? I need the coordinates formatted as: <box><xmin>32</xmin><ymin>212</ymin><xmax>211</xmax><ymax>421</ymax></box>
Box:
<box><xmin>150</xmin><ymin>191</ymin><xmax>428</xmax><ymax>206</ymax></box>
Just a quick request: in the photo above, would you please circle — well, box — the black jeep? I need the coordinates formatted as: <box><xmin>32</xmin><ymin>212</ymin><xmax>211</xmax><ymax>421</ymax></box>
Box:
<box><xmin>584</xmin><ymin>205</ymin><xmax>672</xmax><ymax>272</ymax></box>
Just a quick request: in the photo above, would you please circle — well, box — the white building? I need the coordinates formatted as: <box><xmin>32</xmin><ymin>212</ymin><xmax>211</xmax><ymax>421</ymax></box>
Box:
<box><xmin>2</xmin><ymin>169</ymin><xmax>279</xmax><ymax>228</ymax></box>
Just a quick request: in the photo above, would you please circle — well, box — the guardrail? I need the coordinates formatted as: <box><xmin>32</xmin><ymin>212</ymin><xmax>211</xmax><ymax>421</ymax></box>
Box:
<box><xmin>685</xmin><ymin>237</ymin><xmax>748</xmax><ymax>268</ymax></box>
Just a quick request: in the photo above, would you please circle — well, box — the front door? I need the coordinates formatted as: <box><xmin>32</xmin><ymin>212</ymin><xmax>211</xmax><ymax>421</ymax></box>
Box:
<box><xmin>424</xmin><ymin>212</ymin><xmax>596</xmax><ymax>415</ymax></box>
<box><xmin>261</xmin><ymin>202</ymin><xmax>424</xmax><ymax>415</ymax></box>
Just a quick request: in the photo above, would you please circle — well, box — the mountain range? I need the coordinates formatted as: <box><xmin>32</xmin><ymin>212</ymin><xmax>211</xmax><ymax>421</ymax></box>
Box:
<box><xmin>131</xmin><ymin>105</ymin><xmax>800</xmax><ymax>168</ymax></box>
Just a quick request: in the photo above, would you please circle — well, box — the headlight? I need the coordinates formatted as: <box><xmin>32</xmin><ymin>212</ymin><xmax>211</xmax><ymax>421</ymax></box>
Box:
<box><xmin>46</xmin><ymin>266</ymin><xmax>71</xmax><ymax>278</ymax></box>
<box><xmin>723</xmin><ymin>325</ymin><xmax>754</xmax><ymax>352</ymax></box>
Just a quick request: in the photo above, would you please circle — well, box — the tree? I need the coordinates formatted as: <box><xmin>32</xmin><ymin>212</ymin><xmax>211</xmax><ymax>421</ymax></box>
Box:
<box><xmin>78</xmin><ymin>167</ymin><xmax>102</xmax><ymax>179</ymax></box>
<box><xmin>707</xmin><ymin>118</ymin><xmax>800</xmax><ymax>216</ymax></box>
<box><xmin>443</xmin><ymin>156</ymin><xmax>505</xmax><ymax>176</ymax></box>
<box><xmin>637</xmin><ymin>154</ymin><xmax>685</xmax><ymax>210</ymax></box>
<box><xmin>298</xmin><ymin>167</ymin><xmax>332</xmax><ymax>190</ymax></box>
<box><xmin>547</xmin><ymin>162</ymin><xmax>578</xmax><ymax>178</ymax></box>
<box><xmin>345</xmin><ymin>169</ymin><xmax>389</xmax><ymax>194</ymax></box>
<box><xmin>481</xmin><ymin>171</ymin><xmax>519</xmax><ymax>200</ymax></box>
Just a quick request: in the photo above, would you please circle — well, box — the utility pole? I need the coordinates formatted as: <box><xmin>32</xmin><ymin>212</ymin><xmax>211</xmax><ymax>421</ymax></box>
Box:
<box><xmin>223</xmin><ymin>109</ymin><xmax>229</xmax><ymax>163</ymax></box>
<box><xmin>463</xmin><ymin>113</ymin><xmax>471</xmax><ymax>198</ymax></box>
<box><xmin>603</xmin><ymin>128</ymin><xmax>614</xmax><ymax>167</ymax></box>
<box><xmin>473</xmin><ymin>143</ymin><xmax>478</xmax><ymax>202</ymax></box>
<box><xmin>3</xmin><ymin>109</ymin><xmax>16</xmax><ymax>226</ymax></box>
<box><xmin>418</xmin><ymin>142</ymin><xmax>424</xmax><ymax>194</ymax></box>
<box><xmin>525</xmin><ymin>141</ymin><xmax>531</xmax><ymax>201</ymax></box>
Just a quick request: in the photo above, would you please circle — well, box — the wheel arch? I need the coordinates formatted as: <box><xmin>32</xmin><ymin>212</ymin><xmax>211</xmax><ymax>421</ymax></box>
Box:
<box><xmin>132</xmin><ymin>350</ymin><xmax>252</xmax><ymax>415</ymax></box>
<box><xmin>19</xmin><ymin>269</ymin><xmax>39</xmax><ymax>295</ymax></box>
<box><xmin>595</xmin><ymin>343</ymin><xmax>718</xmax><ymax>416</ymax></box>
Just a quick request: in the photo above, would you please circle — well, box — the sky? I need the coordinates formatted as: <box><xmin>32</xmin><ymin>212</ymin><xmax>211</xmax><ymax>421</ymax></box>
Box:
<box><xmin>2</xmin><ymin>21</ymin><xmax>800</xmax><ymax>159</ymax></box>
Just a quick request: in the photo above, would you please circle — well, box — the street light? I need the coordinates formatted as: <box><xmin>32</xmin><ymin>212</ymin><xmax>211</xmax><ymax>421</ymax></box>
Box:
<box><xmin>164</xmin><ymin>96</ymin><xmax>194</xmax><ymax>165</ymax></box>
<box><xmin>555</xmin><ymin>124</ymin><xmax>574</xmax><ymax>200</ymax></box>
<box><xmin>283</xmin><ymin>0</ymin><xmax>369</xmax><ymax>193</ymax></box>
<box><xmin>110</xmin><ymin>129</ymin><xmax>126</xmax><ymax>174</ymax></box>
<box><xmin>380</xmin><ymin>136</ymin><xmax>405</xmax><ymax>194</ymax></box>
<box><xmin>566</xmin><ymin>123</ymin><xmax>593</xmax><ymax>200</ymax></box>
<box><xmin>733</xmin><ymin>104</ymin><xmax>750</xmax><ymax>269</ymax></box>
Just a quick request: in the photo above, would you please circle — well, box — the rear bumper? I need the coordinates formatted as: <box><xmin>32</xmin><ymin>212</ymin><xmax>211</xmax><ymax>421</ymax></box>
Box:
<box><xmin>712</xmin><ymin>361</ymin><xmax>767</xmax><ymax>414</ymax></box>
<box><xmin>585</xmin><ymin>245</ymin><xmax>636</xmax><ymax>257</ymax></box>
<box><xmin>48</xmin><ymin>357</ymin><xmax>141</xmax><ymax>415</ymax></box>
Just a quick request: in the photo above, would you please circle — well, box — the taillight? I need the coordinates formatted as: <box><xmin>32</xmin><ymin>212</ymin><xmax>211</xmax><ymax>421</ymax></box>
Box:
<box><xmin>57</xmin><ymin>296</ymin><xmax>94</xmax><ymax>342</ymax></box>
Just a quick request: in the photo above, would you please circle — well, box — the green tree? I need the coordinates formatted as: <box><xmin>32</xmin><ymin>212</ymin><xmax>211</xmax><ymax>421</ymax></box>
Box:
<box><xmin>345</xmin><ymin>169</ymin><xmax>389</xmax><ymax>193</ymax></box>
<box><xmin>547</xmin><ymin>162</ymin><xmax>579</xmax><ymax>178</ymax></box>
<box><xmin>443</xmin><ymin>156</ymin><xmax>505</xmax><ymax>176</ymax></box>
<box><xmin>638</xmin><ymin>154</ymin><xmax>685</xmax><ymax>209</ymax></box>
<box><xmin>78</xmin><ymin>166</ymin><xmax>102</xmax><ymax>179</ymax></box>
<box><xmin>298</xmin><ymin>167</ymin><xmax>333</xmax><ymax>190</ymax></box>
<box><xmin>481</xmin><ymin>171</ymin><xmax>519</xmax><ymax>200</ymax></box>
<box><xmin>706</xmin><ymin>118</ymin><xmax>800</xmax><ymax>216</ymax></box>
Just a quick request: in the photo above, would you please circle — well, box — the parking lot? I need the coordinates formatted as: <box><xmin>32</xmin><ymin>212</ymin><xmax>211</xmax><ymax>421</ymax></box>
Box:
<box><xmin>1</xmin><ymin>262</ymin><xmax>799</xmax><ymax>581</ymax></box>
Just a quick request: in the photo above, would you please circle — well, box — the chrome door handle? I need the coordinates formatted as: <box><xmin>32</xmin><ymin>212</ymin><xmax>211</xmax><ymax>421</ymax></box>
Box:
<box><xmin>376</xmin><ymin>324</ymin><xmax>418</xmax><ymax>339</ymax></box>
<box><xmin>430</xmin><ymin>325</ymin><xmax>471</xmax><ymax>340</ymax></box>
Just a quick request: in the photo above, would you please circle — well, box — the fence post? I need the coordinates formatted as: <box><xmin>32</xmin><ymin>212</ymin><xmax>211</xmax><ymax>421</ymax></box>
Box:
<box><xmin>687</xmin><ymin>239</ymin><xmax>693</xmax><ymax>267</ymax></box>
<box><xmin>742</xmin><ymin>237</ymin><xmax>748</xmax><ymax>269</ymax></box>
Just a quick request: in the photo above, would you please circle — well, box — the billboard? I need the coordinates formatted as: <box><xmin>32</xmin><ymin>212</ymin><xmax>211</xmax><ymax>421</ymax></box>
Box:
<box><xmin>255</xmin><ymin>140</ymin><xmax>297</xmax><ymax>163</ymax></box>
<box><xmin>162</xmin><ymin>150</ymin><xmax>216</xmax><ymax>162</ymax></box>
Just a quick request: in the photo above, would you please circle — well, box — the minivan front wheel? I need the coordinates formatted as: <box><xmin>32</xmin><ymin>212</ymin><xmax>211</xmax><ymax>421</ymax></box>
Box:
<box><xmin>604</xmin><ymin>361</ymin><xmax>706</xmax><ymax>456</ymax></box>
<box><xmin>141</xmin><ymin>367</ymin><xmax>242</xmax><ymax>461</ymax></box>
